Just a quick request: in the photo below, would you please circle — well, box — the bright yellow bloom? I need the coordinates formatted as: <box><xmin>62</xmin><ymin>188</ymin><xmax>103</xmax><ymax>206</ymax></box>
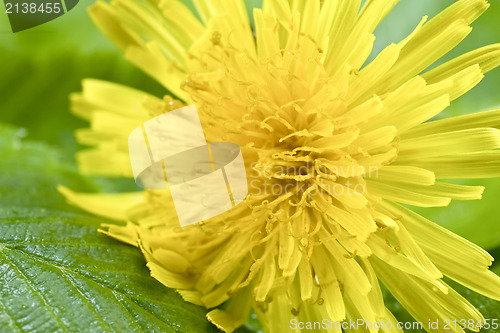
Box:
<box><xmin>60</xmin><ymin>0</ymin><xmax>500</xmax><ymax>332</ymax></box>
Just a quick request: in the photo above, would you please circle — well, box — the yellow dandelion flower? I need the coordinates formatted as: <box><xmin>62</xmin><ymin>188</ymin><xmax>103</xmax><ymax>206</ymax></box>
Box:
<box><xmin>60</xmin><ymin>0</ymin><xmax>500</xmax><ymax>332</ymax></box>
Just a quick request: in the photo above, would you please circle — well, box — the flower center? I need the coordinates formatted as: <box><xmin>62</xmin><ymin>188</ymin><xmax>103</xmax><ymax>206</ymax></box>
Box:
<box><xmin>178</xmin><ymin>30</ymin><xmax>397</xmax><ymax>245</ymax></box>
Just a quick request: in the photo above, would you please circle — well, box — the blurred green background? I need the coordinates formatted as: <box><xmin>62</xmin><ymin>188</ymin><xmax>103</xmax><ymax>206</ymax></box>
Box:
<box><xmin>0</xmin><ymin>0</ymin><xmax>499</xmax><ymax>332</ymax></box>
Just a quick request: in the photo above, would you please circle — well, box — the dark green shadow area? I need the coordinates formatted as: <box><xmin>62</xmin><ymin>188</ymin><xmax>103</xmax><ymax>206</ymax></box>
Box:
<box><xmin>5</xmin><ymin>0</ymin><xmax>65</xmax><ymax>32</ymax></box>
<box><xmin>64</xmin><ymin>0</ymin><xmax>78</xmax><ymax>11</ymax></box>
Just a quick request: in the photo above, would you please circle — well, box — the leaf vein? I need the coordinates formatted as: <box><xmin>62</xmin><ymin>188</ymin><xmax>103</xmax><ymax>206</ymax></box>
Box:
<box><xmin>0</xmin><ymin>250</ymin><xmax>71</xmax><ymax>332</ymax></box>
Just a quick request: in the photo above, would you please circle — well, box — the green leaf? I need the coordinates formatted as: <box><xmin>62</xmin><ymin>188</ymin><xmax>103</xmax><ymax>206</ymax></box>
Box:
<box><xmin>0</xmin><ymin>125</ymin><xmax>218</xmax><ymax>333</ymax></box>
